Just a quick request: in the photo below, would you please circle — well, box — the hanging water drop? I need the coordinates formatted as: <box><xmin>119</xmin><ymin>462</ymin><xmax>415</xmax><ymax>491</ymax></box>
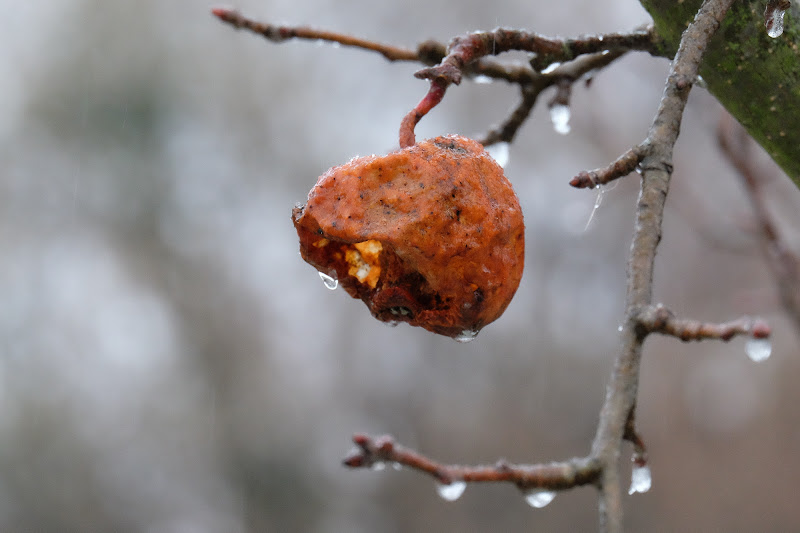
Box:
<box><xmin>584</xmin><ymin>187</ymin><xmax>605</xmax><ymax>231</ymax></box>
<box><xmin>391</xmin><ymin>462</ymin><xmax>403</xmax><ymax>471</ymax></box>
<box><xmin>454</xmin><ymin>329</ymin><xmax>479</xmax><ymax>343</ymax></box>
<box><xmin>695</xmin><ymin>75</ymin><xmax>707</xmax><ymax>89</ymax></box>
<box><xmin>549</xmin><ymin>104</ymin><xmax>571</xmax><ymax>135</ymax></box>
<box><xmin>745</xmin><ymin>337</ymin><xmax>772</xmax><ymax>362</ymax></box>
<box><xmin>541</xmin><ymin>62</ymin><xmax>561</xmax><ymax>74</ymax></box>
<box><xmin>473</xmin><ymin>74</ymin><xmax>493</xmax><ymax>84</ymax></box>
<box><xmin>628</xmin><ymin>464</ymin><xmax>652</xmax><ymax>495</ymax></box>
<box><xmin>436</xmin><ymin>480</ymin><xmax>467</xmax><ymax>501</ymax></box>
<box><xmin>371</xmin><ymin>461</ymin><xmax>386</xmax><ymax>471</ymax></box>
<box><xmin>319</xmin><ymin>271</ymin><xmax>338</xmax><ymax>290</ymax></box>
<box><xmin>617</xmin><ymin>324</ymin><xmax>624</xmax><ymax>332</ymax></box>
<box><xmin>486</xmin><ymin>142</ymin><xmax>510</xmax><ymax>168</ymax></box>
<box><xmin>523</xmin><ymin>489</ymin><xmax>557</xmax><ymax>508</ymax></box>
<box><xmin>765</xmin><ymin>0</ymin><xmax>789</xmax><ymax>38</ymax></box>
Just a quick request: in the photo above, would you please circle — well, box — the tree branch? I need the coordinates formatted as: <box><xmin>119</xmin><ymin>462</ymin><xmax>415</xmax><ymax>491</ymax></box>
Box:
<box><xmin>587</xmin><ymin>1</ymin><xmax>736</xmax><ymax>531</ymax></box>
<box><xmin>401</xmin><ymin>28</ymin><xmax>661</xmax><ymax>146</ymax></box>
<box><xmin>637</xmin><ymin>304</ymin><xmax>771</xmax><ymax>341</ymax></box>
<box><xmin>343</xmin><ymin>434</ymin><xmax>601</xmax><ymax>492</ymax></box>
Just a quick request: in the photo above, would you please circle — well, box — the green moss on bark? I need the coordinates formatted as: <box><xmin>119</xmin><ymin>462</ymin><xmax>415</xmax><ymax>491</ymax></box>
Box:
<box><xmin>640</xmin><ymin>0</ymin><xmax>800</xmax><ymax>185</ymax></box>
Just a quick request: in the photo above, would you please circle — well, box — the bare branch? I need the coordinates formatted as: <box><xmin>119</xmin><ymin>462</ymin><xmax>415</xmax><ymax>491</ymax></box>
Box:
<box><xmin>404</xmin><ymin>28</ymin><xmax>660</xmax><ymax>145</ymax></box>
<box><xmin>343</xmin><ymin>434</ymin><xmax>601</xmax><ymax>491</ymax></box>
<box><xmin>211</xmin><ymin>6</ymin><xmax>430</xmax><ymax>62</ymax></box>
<box><xmin>481</xmin><ymin>50</ymin><xmax>628</xmax><ymax>146</ymax></box>
<box><xmin>637</xmin><ymin>304</ymin><xmax>771</xmax><ymax>342</ymax></box>
<box><xmin>588</xmin><ymin>1</ymin><xmax>736</xmax><ymax>531</ymax></box>
<box><xmin>571</xmin><ymin>144</ymin><xmax>647</xmax><ymax>189</ymax></box>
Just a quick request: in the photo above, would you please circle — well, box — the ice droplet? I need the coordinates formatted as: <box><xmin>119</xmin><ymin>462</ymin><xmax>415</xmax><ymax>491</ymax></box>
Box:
<box><xmin>695</xmin><ymin>75</ymin><xmax>707</xmax><ymax>89</ymax></box>
<box><xmin>766</xmin><ymin>7</ymin><xmax>787</xmax><ymax>38</ymax></box>
<box><xmin>371</xmin><ymin>461</ymin><xmax>386</xmax><ymax>471</ymax></box>
<box><xmin>454</xmin><ymin>329</ymin><xmax>479</xmax><ymax>343</ymax></box>
<box><xmin>318</xmin><ymin>272</ymin><xmax>338</xmax><ymax>290</ymax></box>
<box><xmin>550</xmin><ymin>104</ymin><xmax>571</xmax><ymax>135</ymax></box>
<box><xmin>486</xmin><ymin>142</ymin><xmax>510</xmax><ymax>168</ymax></box>
<box><xmin>473</xmin><ymin>74</ymin><xmax>493</xmax><ymax>84</ymax></box>
<box><xmin>584</xmin><ymin>187</ymin><xmax>605</xmax><ymax>231</ymax></box>
<box><xmin>628</xmin><ymin>464</ymin><xmax>652</xmax><ymax>495</ymax></box>
<box><xmin>436</xmin><ymin>480</ymin><xmax>467</xmax><ymax>501</ymax></box>
<box><xmin>541</xmin><ymin>62</ymin><xmax>561</xmax><ymax>74</ymax></box>
<box><xmin>523</xmin><ymin>489</ymin><xmax>557</xmax><ymax>508</ymax></box>
<box><xmin>745</xmin><ymin>337</ymin><xmax>772</xmax><ymax>362</ymax></box>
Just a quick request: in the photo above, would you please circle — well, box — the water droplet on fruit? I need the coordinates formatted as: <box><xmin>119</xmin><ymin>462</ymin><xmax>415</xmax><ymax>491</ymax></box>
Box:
<box><xmin>523</xmin><ymin>489</ymin><xmax>557</xmax><ymax>508</ymax></box>
<box><xmin>628</xmin><ymin>464</ymin><xmax>652</xmax><ymax>495</ymax></box>
<box><xmin>745</xmin><ymin>337</ymin><xmax>772</xmax><ymax>362</ymax></box>
<box><xmin>319</xmin><ymin>272</ymin><xmax>338</xmax><ymax>290</ymax></box>
<box><xmin>549</xmin><ymin>104</ymin><xmax>571</xmax><ymax>135</ymax></box>
<box><xmin>486</xmin><ymin>142</ymin><xmax>510</xmax><ymax>168</ymax></box>
<box><xmin>436</xmin><ymin>480</ymin><xmax>467</xmax><ymax>501</ymax></box>
<box><xmin>454</xmin><ymin>329</ymin><xmax>479</xmax><ymax>343</ymax></box>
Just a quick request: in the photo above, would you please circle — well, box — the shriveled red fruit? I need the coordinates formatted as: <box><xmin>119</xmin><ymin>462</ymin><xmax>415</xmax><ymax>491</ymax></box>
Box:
<box><xmin>292</xmin><ymin>134</ymin><xmax>524</xmax><ymax>340</ymax></box>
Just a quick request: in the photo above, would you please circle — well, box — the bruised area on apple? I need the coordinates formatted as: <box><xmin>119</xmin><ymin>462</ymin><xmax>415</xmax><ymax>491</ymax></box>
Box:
<box><xmin>292</xmin><ymin>134</ymin><xmax>525</xmax><ymax>339</ymax></box>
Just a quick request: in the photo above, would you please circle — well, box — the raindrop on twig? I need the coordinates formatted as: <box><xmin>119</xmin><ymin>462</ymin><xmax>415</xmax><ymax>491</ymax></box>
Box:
<box><xmin>745</xmin><ymin>337</ymin><xmax>772</xmax><ymax>362</ymax></box>
<box><xmin>628</xmin><ymin>464</ymin><xmax>652</xmax><ymax>495</ymax></box>
<box><xmin>549</xmin><ymin>104</ymin><xmax>571</xmax><ymax>135</ymax></box>
<box><xmin>523</xmin><ymin>489</ymin><xmax>557</xmax><ymax>508</ymax></box>
<box><xmin>436</xmin><ymin>480</ymin><xmax>467</xmax><ymax>501</ymax></box>
<box><xmin>765</xmin><ymin>0</ymin><xmax>790</xmax><ymax>38</ymax></box>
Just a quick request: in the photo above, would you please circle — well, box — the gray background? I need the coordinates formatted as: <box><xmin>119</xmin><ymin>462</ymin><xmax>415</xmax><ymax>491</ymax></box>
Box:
<box><xmin>2</xmin><ymin>0</ymin><xmax>799</xmax><ymax>531</ymax></box>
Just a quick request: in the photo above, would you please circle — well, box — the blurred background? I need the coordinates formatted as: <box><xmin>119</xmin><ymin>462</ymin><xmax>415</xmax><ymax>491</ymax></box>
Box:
<box><xmin>2</xmin><ymin>0</ymin><xmax>799</xmax><ymax>531</ymax></box>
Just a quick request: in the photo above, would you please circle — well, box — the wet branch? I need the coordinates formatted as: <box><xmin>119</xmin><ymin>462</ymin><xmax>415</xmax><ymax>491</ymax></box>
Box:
<box><xmin>211</xmin><ymin>6</ymin><xmax>436</xmax><ymax>62</ymax></box>
<box><xmin>637</xmin><ymin>304</ymin><xmax>771</xmax><ymax>341</ymax></box>
<box><xmin>402</xmin><ymin>28</ymin><xmax>660</xmax><ymax>147</ymax></box>
<box><xmin>481</xmin><ymin>50</ymin><xmax>628</xmax><ymax>146</ymax></box>
<box><xmin>343</xmin><ymin>434</ymin><xmax>601</xmax><ymax>491</ymax></box>
<box><xmin>587</xmin><ymin>0</ymin><xmax>737</xmax><ymax>531</ymax></box>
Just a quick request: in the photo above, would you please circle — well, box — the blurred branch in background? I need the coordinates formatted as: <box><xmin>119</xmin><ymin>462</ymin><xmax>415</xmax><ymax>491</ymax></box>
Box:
<box><xmin>718</xmin><ymin>113</ymin><xmax>800</xmax><ymax>333</ymax></box>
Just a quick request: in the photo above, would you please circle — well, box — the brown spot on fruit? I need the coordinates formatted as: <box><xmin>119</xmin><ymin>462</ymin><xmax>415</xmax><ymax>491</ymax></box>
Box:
<box><xmin>292</xmin><ymin>134</ymin><xmax>525</xmax><ymax>340</ymax></box>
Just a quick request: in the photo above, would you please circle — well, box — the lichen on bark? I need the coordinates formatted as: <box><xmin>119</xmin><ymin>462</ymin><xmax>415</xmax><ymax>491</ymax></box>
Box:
<box><xmin>640</xmin><ymin>0</ymin><xmax>800</xmax><ymax>184</ymax></box>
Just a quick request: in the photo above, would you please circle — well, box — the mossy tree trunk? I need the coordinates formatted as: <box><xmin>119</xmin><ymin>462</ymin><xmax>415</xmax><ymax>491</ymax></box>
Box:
<box><xmin>640</xmin><ymin>0</ymin><xmax>800</xmax><ymax>183</ymax></box>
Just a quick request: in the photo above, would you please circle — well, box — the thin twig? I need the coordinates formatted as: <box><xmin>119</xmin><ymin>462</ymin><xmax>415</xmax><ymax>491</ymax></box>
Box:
<box><xmin>343</xmin><ymin>434</ymin><xmax>601</xmax><ymax>491</ymax></box>
<box><xmin>212</xmin><ymin>6</ymin><xmax>426</xmax><ymax>62</ymax></box>
<box><xmin>571</xmin><ymin>144</ymin><xmax>647</xmax><ymax>189</ymax></box>
<box><xmin>588</xmin><ymin>1</ymin><xmax>736</xmax><ymax>531</ymax></box>
<box><xmin>637</xmin><ymin>304</ymin><xmax>771</xmax><ymax>341</ymax></box>
<box><xmin>402</xmin><ymin>28</ymin><xmax>660</xmax><ymax>147</ymax></box>
<box><xmin>480</xmin><ymin>50</ymin><xmax>628</xmax><ymax>146</ymax></box>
